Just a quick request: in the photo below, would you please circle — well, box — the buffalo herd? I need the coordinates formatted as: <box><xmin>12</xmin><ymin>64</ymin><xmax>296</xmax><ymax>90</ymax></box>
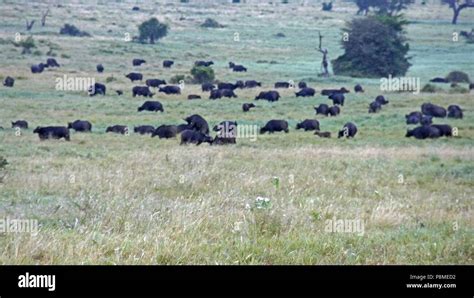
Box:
<box><xmin>2</xmin><ymin>57</ymin><xmax>467</xmax><ymax>145</ymax></box>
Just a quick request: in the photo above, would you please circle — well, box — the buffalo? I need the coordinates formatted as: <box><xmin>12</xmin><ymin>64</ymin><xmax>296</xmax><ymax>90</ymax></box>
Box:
<box><xmin>188</xmin><ymin>94</ymin><xmax>201</xmax><ymax>100</ymax></box>
<box><xmin>89</xmin><ymin>83</ymin><xmax>106</xmax><ymax>96</ymax></box>
<box><xmin>298</xmin><ymin>81</ymin><xmax>307</xmax><ymax>89</ymax></box>
<box><xmin>338</xmin><ymin>122</ymin><xmax>358</xmax><ymax>138</ymax></box>
<box><xmin>321</xmin><ymin>87</ymin><xmax>350</xmax><ymax>96</ymax></box>
<box><xmin>329</xmin><ymin>93</ymin><xmax>345</xmax><ymax>106</ymax></box>
<box><xmin>421</xmin><ymin>103</ymin><xmax>447</xmax><ymax>118</ymax></box>
<box><xmin>213</xmin><ymin>121</ymin><xmax>237</xmax><ymax>144</ymax></box>
<box><xmin>315</xmin><ymin>131</ymin><xmax>331</xmax><ymax>138</ymax></box>
<box><xmin>243</xmin><ymin>103</ymin><xmax>256</xmax><ymax>112</ymax></box>
<box><xmin>245</xmin><ymin>80</ymin><xmax>262</xmax><ymax>88</ymax></box>
<box><xmin>406</xmin><ymin>126</ymin><xmax>441</xmax><ymax>139</ymax></box>
<box><xmin>447</xmin><ymin>105</ymin><xmax>463</xmax><ymax>119</ymax></box>
<box><xmin>202</xmin><ymin>83</ymin><xmax>216</xmax><ymax>92</ymax></box>
<box><xmin>184</xmin><ymin>114</ymin><xmax>209</xmax><ymax>134</ymax></box>
<box><xmin>96</xmin><ymin>64</ymin><xmax>104</xmax><ymax>73</ymax></box>
<box><xmin>210</xmin><ymin>89</ymin><xmax>237</xmax><ymax>99</ymax></box>
<box><xmin>46</xmin><ymin>58</ymin><xmax>60</xmax><ymax>67</ymax></box>
<box><xmin>235</xmin><ymin>81</ymin><xmax>245</xmax><ymax>89</ymax></box>
<box><xmin>296</xmin><ymin>87</ymin><xmax>316</xmax><ymax>97</ymax></box>
<box><xmin>180</xmin><ymin>130</ymin><xmax>213</xmax><ymax>145</ymax></box>
<box><xmin>116</xmin><ymin>90</ymin><xmax>123</xmax><ymax>96</ymax></box>
<box><xmin>375</xmin><ymin>95</ymin><xmax>389</xmax><ymax>105</ymax></box>
<box><xmin>152</xmin><ymin>125</ymin><xmax>178</xmax><ymax>139</ymax></box>
<box><xmin>314</xmin><ymin>104</ymin><xmax>330</xmax><ymax>116</ymax></box>
<box><xmin>218</xmin><ymin>82</ymin><xmax>238</xmax><ymax>90</ymax></box>
<box><xmin>159</xmin><ymin>85</ymin><xmax>181</xmax><ymax>95</ymax></box>
<box><xmin>274</xmin><ymin>82</ymin><xmax>290</xmax><ymax>88</ymax></box>
<box><xmin>3</xmin><ymin>76</ymin><xmax>14</xmax><ymax>87</ymax></box>
<box><xmin>163</xmin><ymin>60</ymin><xmax>174</xmax><ymax>68</ymax></box>
<box><xmin>260</xmin><ymin>120</ymin><xmax>289</xmax><ymax>134</ymax></box>
<box><xmin>328</xmin><ymin>106</ymin><xmax>341</xmax><ymax>117</ymax></box>
<box><xmin>420</xmin><ymin>115</ymin><xmax>433</xmax><ymax>126</ymax></box>
<box><xmin>368</xmin><ymin>101</ymin><xmax>382</xmax><ymax>113</ymax></box>
<box><xmin>405</xmin><ymin>111</ymin><xmax>423</xmax><ymax>125</ymax></box>
<box><xmin>68</xmin><ymin>120</ymin><xmax>92</xmax><ymax>132</ymax></box>
<box><xmin>296</xmin><ymin>119</ymin><xmax>320</xmax><ymax>131</ymax></box>
<box><xmin>34</xmin><ymin>126</ymin><xmax>70</xmax><ymax>141</ymax></box>
<box><xmin>106</xmin><ymin>125</ymin><xmax>128</xmax><ymax>134</ymax></box>
<box><xmin>354</xmin><ymin>84</ymin><xmax>364</xmax><ymax>93</ymax></box>
<box><xmin>133</xmin><ymin>58</ymin><xmax>146</xmax><ymax>66</ymax></box>
<box><xmin>177</xmin><ymin>124</ymin><xmax>192</xmax><ymax>133</ymax></box>
<box><xmin>255</xmin><ymin>91</ymin><xmax>280</xmax><ymax>102</ymax></box>
<box><xmin>430</xmin><ymin>77</ymin><xmax>449</xmax><ymax>83</ymax></box>
<box><xmin>138</xmin><ymin>101</ymin><xmax>163</xmax><ymax>112</ymax></box>
<box><xmin>232</xmin><ymin>65</ymin><xmax>247</xmax><ymax>72</ymax></box>
<box><xmin>134</xmin><ymin>125</ymin><xmax>155</xmax><ymax>135</ymax></box>
<box><xmin>125</xmin><ymin>72</ymin><xmax>143</xmax><ymax>82</ymax></box>
<box><xmin>195</xmin><ymin>61</ymin><xmax>214</xmax><ymax>67</ymax></box>
<box><xmin>133</xmin><ymin>86</ymin><xmax>153</xmax><ymax>97</ymax></box>
<box><xmin>431</xmin><ymin>124</ymin><xmax>453</xmax><ymax>137</ymax></box>
<box><xmin>31</xmin><ymin>64</ymin><xmax>45</xmax><ymax>73</ymax></box>
<box><xmin>146</xmin><ymin>79</ymin><xmax>166</xmax><ymax>88</ymax></box>
<box><xmin>12</xmin><ymin>120</ymin><xmax>28</xmax><ymax>129</ymax></box>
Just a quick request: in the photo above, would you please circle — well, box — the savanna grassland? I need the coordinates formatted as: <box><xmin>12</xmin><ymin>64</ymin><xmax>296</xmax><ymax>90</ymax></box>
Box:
<box><xmin>0</xmin><ymin>0</ymin><xmax>473</xmax><ymax>264</ymax></box>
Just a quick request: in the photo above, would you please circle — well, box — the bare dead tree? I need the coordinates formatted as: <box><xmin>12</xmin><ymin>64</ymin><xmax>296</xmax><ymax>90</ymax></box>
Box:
<box><xmin>25</xmin><ymin>19</ymin><xmax>35</xmax><ymax>31</ymax></box>
<box><xmin>317</xmin><ymin>31</ymin><xmax>329</xmax><ymax>77</ymax></box>
<box><xmin>443</xmin><ymin>0</ymin><xmax>474</xmax><ymax>24</ymax></box>
<box><xmin>41</xmin><ymin>8</ymin><xmax>50</xmax><ymax>26</ymax></box>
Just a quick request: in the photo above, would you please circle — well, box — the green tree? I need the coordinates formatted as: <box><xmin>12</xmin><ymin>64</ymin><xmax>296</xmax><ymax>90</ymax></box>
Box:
<box><xmin>191</xmin><ymin>66</ymin><xmax>215</xmax><ymax>83</ymax></box>
<box><xmin>332</xmin><ymin>15</ymin><xmax>411</xmax><ymax>78</ymax></box>
<box><xmin>138</xmin><ymin>18</ymin><xmax>168</xmax><ymax>44</ymax></box>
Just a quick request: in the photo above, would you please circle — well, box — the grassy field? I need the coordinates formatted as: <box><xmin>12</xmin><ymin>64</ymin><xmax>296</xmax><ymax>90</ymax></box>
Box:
<box><xmin>0</xmin><ymin>0</ymin><xmax>473</xmax><ymax>264</ymax></box>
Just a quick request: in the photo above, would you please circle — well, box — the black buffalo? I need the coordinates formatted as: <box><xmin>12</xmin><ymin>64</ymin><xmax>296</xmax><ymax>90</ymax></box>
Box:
<box><xmin>255</xmin><ymin>91</ymin><xmax>280</xmax><ymax>102</ymax></box>
<box><xmin>188</xmin><ymin>94</ymin><xmax>201</xmax><ymax>100</ymax></box>
<box><xmin>368</xmin><ymin>101</ymin><xmax>382</xmax><ymax>113</ymax></box>
<box><xmin>96</xmin><ymin>64</ymin><xmax>104</xmax><ymax>73</ymax></box>
<box><xmin>329</xmin><ymin>93</ymin><xmax>345</xmax><ymax>106</ymax></box>
<box><xmin>3</xmin><ymin>76</ymin><xmax>14</xmax><ymax>87</ymax></box>
<box><xmin>314</xmin><ymin>104</ymin><xmax>330</xmax><ymax>116</ymax></box>
<box><xmin>132</xmin><ymin>86</ymin><xmax>153</xmax><ymax>97</ymax></box>
<box><xmin>328</xmin><ymin>106</ymin><xmax>341</xmax><ymax>117</ymax></box>
<box><xmin>431</xmin><ymin>124</ymin><xmax>453</xmax><ymax>137</ymax></box>
<box><xmin>296</xmin><ymin>119</ymin><xmax>320</xmax><ymax>131</ymax></box>
<box><xmin>159</xmin><ymin>85</ymin><xmax>181</xmax><ymax>95</ymax></box>
<box><xmin>260</xmin><ymin>120</ymin><xmax>289</xmax><ymax>134</ymax></box>
<box><xmin>202</xmin><ymin>83</ymin><xmax>216</xmax><ymax>92</ymax></box>
<box><xmin>430</xmin><ymin>77</ymin><xmax>449</xmax><ymax>83</ymax></box>
<box><xmin>125</xmin><ymin>72</ymin><xmax>143</xmax><ymax>82</ymax></box>
<box><xmin>421</xmin><ymin>103</ymin><xmax>447</xmax><ymax>118</ymax></box>
<box><xmin>274</xmin><ymin>82</ymin><xmax>290</xmax><ymax>88</ymax></box>
<box><xmin>210</xmin><ymin>89</ymin><xmax>237</xmax><ymax>99</ymax></box>
<box><xmin>163</xmin><ymin>60</ymin><xmax>174</xmax><ymax>68</ymax></box>
<box><xmin>243</xmin><ymin>103</ymin><xmax>256</xmax><ymax>112</ymax></box>
<box><xmin>184</xmin><ymin>114</ymin><xmax>209</xmax><ymax>134</ymax></box>
<box><xmin>68</xmin><ymin>120</ymin><xmax>92</xmax><ymax>132</ymax></box>
<box><xmin>447</xmin><ymin>105</ymin><xmax>463</xmax><ymax>119</ymax></box>
<box><xmin>338</xmin><ymin>122</ymin><xmax>358</xmax><ymax>138</ymax></box>
<box><xmin>315</xmin><ymin>131</ymin><xmax>331</xmax><ymax>138</ymax></box>
<box><xmin>232</xmin><ymin>65</ymin><xmax>247</xmax><ymax>72</ymax></box>
<box><xmin>420</xmin><ymin>115</ymin><xmax>433</xmax><ymax>126</ymax></box>
<box><xmin>31</xmin><ymin>64</ymin><xmax>45</xmax><ymax>73</ymax></box>
<box><xmin>12</xmin><ymin>120</ymin><xmax>28</xmax><ymax>129</ymax></box>
<box><xmin>106</xmin><ymin>125</ymin><xmax>128</xmax><ymax>134</ymax></box>
<box><xmin>213</xmin><ymin>121</ymin><xmax>237</xmax><ymax>145</ymax></box>
<box><xmin>116</xmin><ymin>90</ymin><xmax>123</xmax><ymax>96</ymax></box>
<box><xmin>146</xmin><ymin>79</ymin><xmax>166</xmax><ymax>88</ymax></box>
<box><xmin>133</xmin><ymin>59</ymin><xmax>146</xmax><ymax>66</ymax></box>
<box><xmin>34</xmin><ymin>126</ymin><xmax>70</xmax><ymax>141</ymax></box>
<box><xmin>46</xmin><ymin>58</ymin><xmax>60</xmax><ymax>67</ymax></box>
<box><xmin>405</xmin><ymin>111</ymin><xmax>423</xmax><ymax>125</ymax></box>
<box><xmin>134</xmin><ymin>125</ymin><xmax>155</xmax><ymax>135</ymax></box>
<box><xmin>354</xmin><ymin>84</ymin><xmax>364</xmax><ymax>93</ymax></box>
<box><xmin>152</xmin><ymin>125</ymin><xmax>178</xmax><ymax>139</ymax></box>
<box><xmin>375</xmin><ymin>95</ymin><xmax>389</xmax><ymax>105</ymax></box>
<box><xmin>138</xmin><ymin>101</ymin><xmax>163</xmax><ymax>112</ymax></box>
<box><xmin>296</xmin><ymin>87</ymin><xmax>316</xmax><ymax>97</ymax></box>
<box><xmin>406</xmin><ymin>126</ymin><xmax>441</xmax><ymax>139</ymax></box>
<box><xmin>298</xmin><ymin>81</ymin><xmax>307</xmax><ymax>89</ymax></box>
<box><xmin>177</xmin><ymin>124</ymin><xmax>192</xmax><ymax>133</ymax></box>
<box><xmin>245</xmin><ymin>80</ymin><xmax>261</xmax><ymax>88</ymax></box>
<box><xmin>89</xmin><ymin>83</ymin><xmax>106</xmax><ymax>96</ymax></box>
<box><xmin>180</xmin><ymin>130</ymin><xmax>213</xmax><ymax>145</ymax></box>
<box><xmin>235</xmin><ymin>80</ymin><xmax>245</xmax><ymax>89</ymax></box>
<box><xmin>218</xmin><ymin>82</ymin><xmax>238</xmax><ymax>90</ymax></box>
<box><xmin>321</xmin><ymin>87</ymin><xmax>350</xmax><ymax>96</ymax></box>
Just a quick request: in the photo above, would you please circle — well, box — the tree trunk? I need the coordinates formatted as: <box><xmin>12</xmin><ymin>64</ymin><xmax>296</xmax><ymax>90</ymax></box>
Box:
<box><xmin>452</xmin><ymin>7</ymin><xmax>460</xmax><ymax>24</ymax></box>
<box><xmin>150</xmin><ymin>34</ymin><xmax>155</xmax><ymax>44</ymax></box>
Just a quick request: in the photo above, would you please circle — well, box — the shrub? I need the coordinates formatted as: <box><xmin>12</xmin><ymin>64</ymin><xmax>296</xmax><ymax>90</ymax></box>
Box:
<box><xmin>445</xmin><ymin>71</ymin><xmax>470</xmax><ymax>83</ymax></box>
<box><xmin>421</xmin><ymin>84</ymin><xmax>442</xmax><ymax>93</ymax></box>
<box><xmin>332</xmin><ymin>15</ymin><xmax>410</xmax><ymax>78</ymax></box>
<box><xmin>169</xmin><ymin>75</ymin><xmax>186</xmax><ymax>84</ymax></box>
<box><xmin>0</xmin><ymin>156</ymin><xmax>8</xmax><ymax>183</ymax></box>
<box><xmin>14</xmin><ymin>36</ymin><xmax>36</xmax><ymax>54</ymax></box>
<box><xmin>449</xmin><ymin>85</ymin><xmax>469</xmax><ymax>94</ymax></box>
<box><xmin>191</xmin><ymin>66</ymin><xmax>215</xmax><ymax>83</ymax></box>
<box><xmin>138</xmin><ymin>18</ymin><xmax>168</xmax><ymax>44</ymax></box>
<box><xmin>60</xmin><ymin>24</ymin><xmax>91</xmax><ymax>37</ymax></box>
<box><xmin>201</xmin><ymin>18</ymin><xmax>224</xmax><ymax>28</ymax></box>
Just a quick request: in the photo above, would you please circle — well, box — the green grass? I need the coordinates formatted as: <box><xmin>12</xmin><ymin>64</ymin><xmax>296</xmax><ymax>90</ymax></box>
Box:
<box><xmin>0</xmin><ymin>1</ymin><xmax>473</xmax><ymax>265</ymax></box>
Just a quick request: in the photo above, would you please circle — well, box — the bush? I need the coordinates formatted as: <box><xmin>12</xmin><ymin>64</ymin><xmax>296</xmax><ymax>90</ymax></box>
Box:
<box><xmin>332</xmin><ymin>15</ymin><xmax>410</xmax><ymax>78</ymax></box>
<box><xmin>421</xmin><ymin>84</ymin><xmax>442</xmax><ymax>93</ymax></box>
<box><xmin>14</xmin><ymin>36</ymin><xmax>36</xmax><ymax>54</ymax></box>
<box><xmin>138</xmin><ymin>18</ymin><xmax>168</xmax><ymax>44</ymax></box>
<box><xmin>201</xmin><ymin>18</ymin><xmax>224</xmax><ymax>28</ymax></box>
<box><xmin>169</xmin><ymin>74</ymin><xmax>186</xmax><ymax>84</ymax></box>
<box><xmin>59</xmin><ymin>24</ymin><xmax>91</xmax><ymax>37</ymax></box>
<box><xmin>445</xmin><ymin>71</ymin><xmax>470</xmax><ymax>83</ymax></box>
<box><xmin>191</xmin><ymin>66</ymin><xmax>215</xmax><ymax>83</ymax></box>
<box><xmin>449</xmin><ymin>85</ymin><xmax>469</xmax><ymax>94</ymax></box>
<box><xmin>0</xmin><ymin>156</ymin><xmax>8</xmax><ymax>183</ymax></box>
